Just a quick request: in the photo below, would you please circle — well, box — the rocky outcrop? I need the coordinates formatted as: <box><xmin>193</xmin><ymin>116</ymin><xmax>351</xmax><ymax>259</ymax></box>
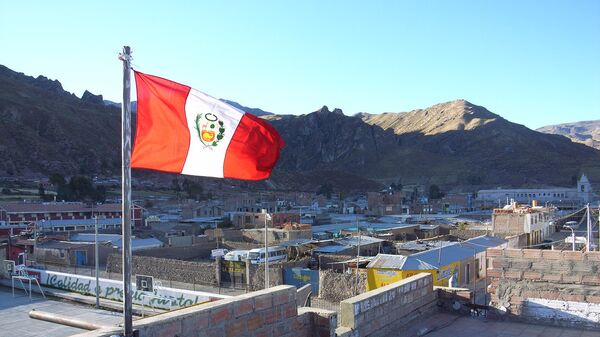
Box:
<box><xmin>81</xmin><ymin>90</ymin><xmax>104</xmax><ymax>105</ymax></box>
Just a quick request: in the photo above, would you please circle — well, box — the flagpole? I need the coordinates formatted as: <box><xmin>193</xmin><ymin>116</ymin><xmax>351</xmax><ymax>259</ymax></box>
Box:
<box><xmin>118</xmin><ymin>45</ymin><xmax>133</xmax><ymax>337</ymax></box>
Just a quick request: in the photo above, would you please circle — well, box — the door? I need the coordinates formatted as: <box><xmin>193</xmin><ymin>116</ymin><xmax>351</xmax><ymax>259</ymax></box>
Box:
<box><xmin>75</xmin><ymin>250</ymin><xmax>87</xmax><ymax>265</ymax></box>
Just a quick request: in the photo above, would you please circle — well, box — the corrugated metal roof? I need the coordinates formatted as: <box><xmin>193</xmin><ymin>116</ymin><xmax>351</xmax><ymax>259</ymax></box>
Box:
<box><xmin>36</xmin><ymin>218</ymin><xmax>122</xmax><ymax>227</ymax></box>
<box><xmin>335</xmin><ymin>235</ymin><xmax>385</xmax><ymax>247</ymax></box>
<box><xmin>70</xmin><ymin>233</ymin><xmax>122</xmax><ymax>243</ymax></box>
<box><xmin>367</xmin><ymin>235</ymin><xmax>507</xmax><ymax>270</ymax></box>
<box><xmin>277</xmin><ymin>239</ymin><xmax>314</xmax><ymax>247</ymax></box>
<box><xmin>313</xmin><ymin>245</ymin><xmax>351</xmax><ymax>254</ymax></box>
<box><xmin>38</xmin><ymin>240</ymin><xmax>94</xmax><ymax>250</ymax></box>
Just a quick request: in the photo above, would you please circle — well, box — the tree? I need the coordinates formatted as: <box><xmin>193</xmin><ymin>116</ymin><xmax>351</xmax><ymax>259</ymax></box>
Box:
<box><xmin>182</xmin><ymin>178</ymin><xmax>204</xmax><ymax>200</ymax></box>
<box><xmin>428</xmin><ymin>184</ymin><xmax>444</xmax><ymax>200</ymax></box>
<box><xmin>49</xmin><ymin>173</ymin><xmax>66</xmax><ymax>186</ymax></box>
<box><xmin>316</xmin><ymin>183</ymin><xmax>334</xmax><ymax>199</ymax></box>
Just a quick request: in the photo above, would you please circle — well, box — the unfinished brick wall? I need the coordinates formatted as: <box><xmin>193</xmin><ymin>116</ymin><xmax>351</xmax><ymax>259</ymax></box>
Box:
<box><xmin>487</xmin><ymin>248</ymin><xmax>600</xmax><ymax>329</ymax></box>
<box><xmin>319</xmin><ymin>270</ymin><xmax>367</xmax><ymax>302</ymax></box>
<box><xmin>337</xmin><ymin>273</ymin><xmax>436</xmax><ymax>337</ymax></box>
<box><xmin>72</xmin><ymin>285</ymin><xmax>336</xmax><ymax>337</ymax></box>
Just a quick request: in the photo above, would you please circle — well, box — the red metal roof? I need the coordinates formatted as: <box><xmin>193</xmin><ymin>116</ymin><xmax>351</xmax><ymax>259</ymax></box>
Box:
<box><xmin>0</xmin><ymin>202</ymin><xmax>123</xmax><ymax>214</ymax></box>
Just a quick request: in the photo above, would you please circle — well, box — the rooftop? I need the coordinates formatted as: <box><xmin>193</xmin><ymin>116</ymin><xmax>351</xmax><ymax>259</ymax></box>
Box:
<box><xmin>0</xmin><ymin>287</ymin><xmax>122</xmax><ymax>337</ymax></box>
<box><xmin>0</xmin><ymin>202</ymin><xmax>124</xmax><ymax>214</ymax></box>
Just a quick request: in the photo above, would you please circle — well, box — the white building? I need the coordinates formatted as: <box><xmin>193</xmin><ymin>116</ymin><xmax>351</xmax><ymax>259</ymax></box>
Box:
<box><xmin>477</xmin><ymin>174</ymin><xmax>595</xmax><ymax>208</ymax></box>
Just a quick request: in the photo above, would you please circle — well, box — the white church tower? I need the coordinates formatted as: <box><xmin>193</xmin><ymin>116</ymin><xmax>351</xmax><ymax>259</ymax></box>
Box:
<box><xmin>578</xmin><ymin>173</ymin><xmax>594</xmax><ymax>203</ymax></box>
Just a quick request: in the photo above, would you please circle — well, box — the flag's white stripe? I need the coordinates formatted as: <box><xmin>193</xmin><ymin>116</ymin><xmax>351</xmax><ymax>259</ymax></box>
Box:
<box><xmin>181</xmin><ymin>88</ymin><xmax>244</xmax><ymax>177</ymax></box>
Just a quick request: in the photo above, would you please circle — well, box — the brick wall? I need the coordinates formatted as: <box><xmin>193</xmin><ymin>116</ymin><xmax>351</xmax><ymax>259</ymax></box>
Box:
<box><xmin>449</xmin><ymin>229</ymin><xmax>488</xmax><ymax>240</ymax></box>
<box><xmin>487</xmin><ymin>248</ymin><xmax>600</xmax><ymax>329</ymax></box>
<box><xmin>337</xmin><ymin>273</ymin><xmax>437</xmax><ymax>337</ymax></box>
<box><xmin>106</xmin><ymin>254</ymin><xmax>217</xmax><ymax>286</ymax></box>
<box><xmin>319</xmin><ymin>270</ymin><xmax>367</xmax><ymax>302</ymax></box>
<box><xmin>71</xmin><ymin>285</ymin><xmax>336</xmax><ymax>337</ymax></box>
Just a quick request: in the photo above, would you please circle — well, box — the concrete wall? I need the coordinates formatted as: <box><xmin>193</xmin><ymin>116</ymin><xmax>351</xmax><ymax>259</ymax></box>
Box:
<box><xmin>487</xmin><ymin>248</ymin><xmax>600</xmax><ymax>329</ymax></box>
<box><xmin>319</xmin><ymin>270</ymin><xmax>367</xmax><ymax>303</ymax></box>
<box><xmin>337</xmin><ymin>273</ymin><xmax>437</xmax><ymax>337</ymax></box>
<box><xmin>106</xmin><ymin>254</ymin><xmax>217</xmax><ymax>286</ymax></box>
<box><xmin>72</xmin><ymin>285</ymin><xmax>337</xmax><ymax>337</ymax></box>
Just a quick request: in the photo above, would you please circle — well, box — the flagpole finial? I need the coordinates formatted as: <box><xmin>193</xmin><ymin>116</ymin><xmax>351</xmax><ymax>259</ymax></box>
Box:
<box><xmin>118</xmin><ymin>46</ymin><xmax>132</xmax><ymax>62</ymax></box>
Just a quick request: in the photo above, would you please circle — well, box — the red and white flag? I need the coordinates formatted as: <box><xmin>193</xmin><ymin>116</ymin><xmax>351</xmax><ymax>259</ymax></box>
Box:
<box><xmin>131</xmin><ymin>71</ymin><xmax>284</xmax><ymax>180</ymax></box>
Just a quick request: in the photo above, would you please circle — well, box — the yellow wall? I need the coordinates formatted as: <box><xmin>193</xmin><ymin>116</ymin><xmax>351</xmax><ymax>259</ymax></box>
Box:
<box><xmin>366</xmin><ymin>261</ymin><xmax>461</xmax><ymax>290</ymax></box>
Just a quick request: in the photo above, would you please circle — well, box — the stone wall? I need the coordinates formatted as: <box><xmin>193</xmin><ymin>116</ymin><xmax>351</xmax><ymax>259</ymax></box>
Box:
<box><xmin>337</xmin><ymin>273</ymin><xmax>437</xmax><ymax>337</ymax></box>
<box><xmin>449</xmin><ymin>229</ymin><xmax>488</xmax><ymax>240</ymax></box>
<box><xmin>487</xmin><ymin>248</ymin><xmax>600</xmax><ymax>329</ymax></box>
<box><xmin>106</xmin><ymin>254</ymin><xmax>217</xmax><ymax>286</ymax></box>
<box><xmin>71</xmin><ymin>285</ymin><xmax>337</xmax><ymax>337</ymax></box>
<box><xmin>319</xmin><ymin>270</ymin><xmax>367</xmax><ymax>303</ymax></box>
<box><xmin>133</xmin><ymin>243</ymin><xmax>217</xmax><ymax>260</ymax></box>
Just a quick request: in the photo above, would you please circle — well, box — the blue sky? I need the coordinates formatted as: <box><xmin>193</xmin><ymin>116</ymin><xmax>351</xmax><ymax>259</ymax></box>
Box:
<box><xmin>1</xmin><ymin>1</ymin><xmax>599</xmax><ymax>129</ymax></box>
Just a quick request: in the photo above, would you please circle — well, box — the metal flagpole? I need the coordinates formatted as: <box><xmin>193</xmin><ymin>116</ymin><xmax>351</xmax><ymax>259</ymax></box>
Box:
<box><xmin>118</xmin><ymin>45</ymin><xmax>133</xmax><ymax>337</ymax></box>
<box><xmin>94</xmin><ymin>215</ymin><xmax>99</xmax><ymax>309</ymax></box>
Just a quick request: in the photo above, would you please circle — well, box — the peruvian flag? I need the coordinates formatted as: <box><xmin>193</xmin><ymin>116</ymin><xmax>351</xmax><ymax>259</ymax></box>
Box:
<box><xmin>131</xmin><ymin>71</ymin><xmax>284</xmax><ymax>180</ymax></box>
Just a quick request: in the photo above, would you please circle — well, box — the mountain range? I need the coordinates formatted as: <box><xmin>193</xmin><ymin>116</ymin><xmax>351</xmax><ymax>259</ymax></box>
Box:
<box><xmin>1</xmin><ymin>64</ymin><xmax>599</xmax><ymax>192</ymax></box>
<box><xmin>537</xmin><ymin>121</ymin><xmax>600</xmax><ymax>151</ymax></box>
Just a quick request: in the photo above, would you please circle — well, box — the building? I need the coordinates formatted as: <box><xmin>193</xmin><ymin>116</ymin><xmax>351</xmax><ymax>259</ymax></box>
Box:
<box><xmin>33</xmin><ymin>240</ymin><xmax>115</xmax><ymax>266</ymax></box>
<box><xmin>0</xmin><ymin>202</ymin><xmax>143</xmax><ymax>228</ymax></box>
<box><xmin>477</xmin><ymin>174</ymin><xmax>595</xmax><ymax>209</ymax></box>
<box><xmin>491</xmin><ymin>201</ymin><xmax>554</xmax><ymax>246</ymax></box>
<box><xmin>367</xmin><ymin>189</ymin><xmax>407</xmax><ymax>216</ymax></box>
<box><xmin>242</xmin><ymin>225</ymin><xmax>312</xmax><ymax>244</ymax></box>
<box><xmin>366</xmin><ymin>235</ymin><xmax>507</xmax><ymax>290</ymax></box>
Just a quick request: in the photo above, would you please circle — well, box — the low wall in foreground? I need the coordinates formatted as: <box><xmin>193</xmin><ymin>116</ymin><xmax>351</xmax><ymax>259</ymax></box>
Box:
<box><xmin>337</xmin><ymin>273</ymin><xmax>437</xmax><ymax>337</ymax></box>
<box><xmin>488</xmin><ymin>248</ymin><xmax>600</xmax><ymax>329</ymax></box>
<box><xmin>72</xmin><ymin>285</ymin><xmax>337</xmax><ymax>337</ymax></box>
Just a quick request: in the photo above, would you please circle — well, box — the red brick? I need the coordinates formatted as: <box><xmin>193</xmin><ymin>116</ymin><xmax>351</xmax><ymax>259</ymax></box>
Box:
<box><xmin>584</xmin><ymin>252</ymin><xmax>600</xmax><ymax>261</ymax></box>
<box><xmin>282</xmin><ymin>303</ymin><xmax>297</xmax><ymax>318</ymax></box>
<box><xmin>487</xmin><ymin>249</ymin><xmax>503</xmax><ymax>257</ymax></box>
<box><xmin>538</xmin><ymin>291</ymin><xmax>561</xmax><ymax>300</ymax></box>
<box><xmin>504</xmin><ymin>270</ymin><xmax>522</xmax><ymax>279</ymax></box>
<box><xmin>542</xmin><ymin>250</ymin><xmax>563</xmax><ymax>260</ymax></box>
<box><xmin>523</xmin><ymin>271</ymin><xmax>542</xmax><ymax>280</ymax></box>
<box><xmin>491</xmin><ymin>259</ymin><xmax>505</xmax><ymax>268</ymax></box>
<box><xmin>586</xmin><ymin>295</ymin><xmax>600</xmax><ymax>303</ymax></box>
<box><xmin>563</xmin><ymin>251</ymin><xmax>585</xmax><ymax>261</ymax></box>
<box><xmin>541</xmin><ymin>273</ymin><xmax>562</xmax><ymax>282</ymax></box>
<box><xmin>504</xmin><ymin>249</ymin><xmax>523</xmax><ymax>258</ymax></box>
<box><xmin>210</xmin><ymin>306</ymin><xmax>231</xmax><ymax>325</ymax></box>
<box><xmin>255</xmin><ymin>295</ymin><xmax>273</xmax><ymax>311</ymax></box>
<box><xmin>233</xmin><ymin>300</ymin><xmax>254</xmax><ymax>317</ymax></box>
<box><xmin>522</xmin><ymin>290</ymin><xmax>540</xmax><ymax>298</ymax></box>
<box><xmin>273</xmin><ymin>292</ymin><xmax>289</xmax><ymax>306</ymax></box>
<box><xmin>562</xmin><ymin>294</ymin><xmax>585</xmax><ymax>302</ymax></box>
<box><xmin>225</xmin><ymin>318</ymin><xmax>246</xmax><ymax>337</ymax></box>
<box><xmin>523</xmin><ymin>249</ymin><xmax>543</xmax><ymax>259</ymax></box>
<box><xmin>582</xmin><ymin>275</ymin><xmax>600</xmax><ymax>285</ymax></box>
<box><xmin>561</xmin><ymin>274</ymin><xmax>582</xmax><ymax>284</ymax></box>
<box><xmin>248</xmin><ymin>315</ymin><xmax>265</xmax><ymax>331</ymax></box>
<box><xmin>263</xmin><ymin>308</ymin><xmax>277</xmax><ymax>324</ymax></box>
<box><xmin>510</xmin><ymin>296</ymin><xmax>524</xmax><ymax>305</ymax></box>
<box><xmin>486</xmin><ymin>268</ymin><xmax>501</xmax><ymax>278</ymax></box>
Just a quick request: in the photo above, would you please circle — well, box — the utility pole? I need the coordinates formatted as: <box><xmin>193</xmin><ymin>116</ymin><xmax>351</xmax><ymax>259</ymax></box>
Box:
<box><xmin>264</xmin><ymin>210</ymin><xmax>270</xmax><ymax>289</ymax></box>
<box><xmin>587</xmin><ymin>203</ymin><xmax>591</xmax><ymax>252</ymax></box>
<box><xmin>94</xmin><ymin>215</ymin><xmax>100</xmax><ymax>309</ymax></box>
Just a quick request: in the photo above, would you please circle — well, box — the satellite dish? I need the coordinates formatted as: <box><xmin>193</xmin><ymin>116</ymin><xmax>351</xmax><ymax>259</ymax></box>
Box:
<box><xmin>498</xmin><ymin>305</ymin><xmax>508</xmax><ymax>315</ymax></box>
<box><xmin>452</xmin><ymin>301</ymin><xmax>461</xmax><ymax>310</ymax></box>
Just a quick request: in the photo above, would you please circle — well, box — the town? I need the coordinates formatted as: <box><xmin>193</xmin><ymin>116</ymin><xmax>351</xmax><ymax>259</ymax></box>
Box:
<box><xmin>1</xmin><ymin>173</ymin><xmax>599</xmax><ymax>336</ymax></box>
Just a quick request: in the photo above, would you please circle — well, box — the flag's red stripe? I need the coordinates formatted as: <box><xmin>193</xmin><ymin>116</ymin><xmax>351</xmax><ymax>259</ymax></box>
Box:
<box><xmin>223</xmin><ymin>113</ymin><xmax>284</xmax><ymax>180</ymax></box>
<box><xmin>131</xmin><ymin>72</ymin><xmax>191</xmax><ymax>173</ymax></box>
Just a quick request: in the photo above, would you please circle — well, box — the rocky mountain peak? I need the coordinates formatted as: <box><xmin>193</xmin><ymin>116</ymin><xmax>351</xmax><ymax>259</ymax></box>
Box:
<box><xmin>33</xmin><ymin>75</ymin><xmax>65</xmax><ymax>95</ymax></box>
<box><xmin>81</xmin><ymin>90</ymin><xmax>104</xmax><ymax>105</ymax></box>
